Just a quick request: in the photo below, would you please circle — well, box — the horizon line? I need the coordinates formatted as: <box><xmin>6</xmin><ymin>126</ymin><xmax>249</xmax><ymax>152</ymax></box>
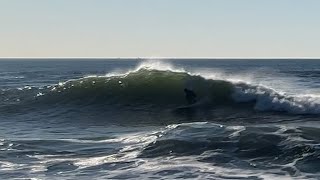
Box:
<box><xmin>1</xmin><ymin>57</ymin><xmax>320</xmax><ymax>59</ymax></box>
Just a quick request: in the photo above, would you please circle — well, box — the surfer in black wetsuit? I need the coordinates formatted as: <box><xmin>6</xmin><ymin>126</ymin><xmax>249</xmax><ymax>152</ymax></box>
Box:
<box><xmin>184</xmin><ymin>88</ymin><xmax>197</xmax><ymax>104</ymax></box>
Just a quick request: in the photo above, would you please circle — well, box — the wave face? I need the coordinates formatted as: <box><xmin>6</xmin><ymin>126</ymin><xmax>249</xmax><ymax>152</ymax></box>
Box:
<box><xmin>2</xmin><ymin>60</ymin><xmax>315</xmax><ymax>115</ymax></box>
<box><xmin>43</xmin><ymin>69</ymin><xmax>234</xmax><ymax>106</ymax></box>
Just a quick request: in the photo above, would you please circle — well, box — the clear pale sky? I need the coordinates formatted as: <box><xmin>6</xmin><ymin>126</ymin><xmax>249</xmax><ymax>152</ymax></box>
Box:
<box><xmin>1</xmin><ymin>0</ymin><xmax>320</xmax><ymax>58</ymax></box>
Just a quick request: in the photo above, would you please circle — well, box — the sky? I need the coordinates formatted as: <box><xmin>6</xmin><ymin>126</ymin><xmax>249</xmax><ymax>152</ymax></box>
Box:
<box><xmin>0</xmin><ymin>0</ymin><xmax>320</xmax><ymax>58</ymax></box>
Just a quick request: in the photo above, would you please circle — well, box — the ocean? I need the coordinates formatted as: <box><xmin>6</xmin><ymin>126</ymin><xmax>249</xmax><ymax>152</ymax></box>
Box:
<box><xmin>0</xmin><ymin>59</ymin><xmax>319</xmax><ymax>179</ymax></box>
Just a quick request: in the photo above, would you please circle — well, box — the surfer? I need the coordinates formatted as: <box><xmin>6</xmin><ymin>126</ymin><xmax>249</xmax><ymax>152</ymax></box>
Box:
<box><xmin>184</xmin><ymin>88</ymin><xmax>197</xmax><ymax>104</ymax></box>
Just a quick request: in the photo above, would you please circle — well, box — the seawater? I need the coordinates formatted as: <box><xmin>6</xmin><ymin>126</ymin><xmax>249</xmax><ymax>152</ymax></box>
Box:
<box><xmin>0</xmin><ymin>59</ymin><xmax>319</xmax><ymax>179</ymax></box>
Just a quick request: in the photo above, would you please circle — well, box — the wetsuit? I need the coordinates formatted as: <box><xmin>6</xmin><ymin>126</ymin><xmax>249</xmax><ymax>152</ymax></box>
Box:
<box><xmin>184</xmin><ymin>88</ymin><xmax>197</xmax><ymax>104</ymax></box>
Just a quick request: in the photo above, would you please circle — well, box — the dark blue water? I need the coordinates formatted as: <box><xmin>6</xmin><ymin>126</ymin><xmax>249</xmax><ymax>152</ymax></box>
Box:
<box><xmin>0</xmin><ymin>59</ymin><xmax>319</xmax><ymax>179</ymax></box>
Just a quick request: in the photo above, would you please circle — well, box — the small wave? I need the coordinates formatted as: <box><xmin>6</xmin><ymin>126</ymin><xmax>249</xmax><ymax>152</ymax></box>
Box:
<box><xmin>137</xmin><ymin>122</ymin><xmax>320</xmax><ymax>178</ymax></box>
<box><xmin>1</xmin><ymin>122</ymin><xmax>319</xmax><ymax>179</ymax></box>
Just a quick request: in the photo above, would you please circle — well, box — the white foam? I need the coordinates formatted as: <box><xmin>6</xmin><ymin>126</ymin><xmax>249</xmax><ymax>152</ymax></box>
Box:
<box><xmin>232</xmin><ymin>84</ymin><xmax>320</xmax><ymax>114</ymax></box>
<box><xmin>73</xmin><ymin>131</ymin><xmax>159</xmax><ymax>169</ymax></box>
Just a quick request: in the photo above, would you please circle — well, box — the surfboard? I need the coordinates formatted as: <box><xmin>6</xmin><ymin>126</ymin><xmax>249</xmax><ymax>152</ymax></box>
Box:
<box><xmin>176</xmin><ymin>103</ymin><xmax>198</xmax><ymax>110</ymax></box>
<box><xmin>173</xmin><ymin>101</ymin><xmax>203</xmax><ymax>114</ymax></box>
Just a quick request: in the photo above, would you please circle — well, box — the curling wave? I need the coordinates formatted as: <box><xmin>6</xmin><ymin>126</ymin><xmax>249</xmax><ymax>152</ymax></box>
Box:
<box><xmin>2</xmin><ymin>61</ymin><xmax>320</xmax><ymax>115</ymax></box>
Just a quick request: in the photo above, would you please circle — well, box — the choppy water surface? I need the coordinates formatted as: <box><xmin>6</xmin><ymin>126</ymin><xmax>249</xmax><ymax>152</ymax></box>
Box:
<box><xmin>0</xmin><ymin>59</ymin><xmax>319</xmax><ymax>179</ymax></box>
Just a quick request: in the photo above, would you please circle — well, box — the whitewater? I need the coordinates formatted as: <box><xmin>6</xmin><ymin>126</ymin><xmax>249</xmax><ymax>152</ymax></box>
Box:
<box><xmin>0</xmin><ymin>59</ymin><xmax>319</xmax><ymax>179</ymax></box>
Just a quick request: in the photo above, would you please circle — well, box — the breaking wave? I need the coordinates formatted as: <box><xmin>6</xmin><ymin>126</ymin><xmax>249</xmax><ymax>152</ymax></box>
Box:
<box><xmin>1</xmin><ymin>60</ymin><xmax>320</xmax><ymax>115</ymax></box>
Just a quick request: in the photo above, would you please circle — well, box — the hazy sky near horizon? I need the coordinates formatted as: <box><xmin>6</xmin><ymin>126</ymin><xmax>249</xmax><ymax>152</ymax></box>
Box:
<box><xmin>1</xmin><ymin>0</ymin><xmax>320</xmax><ymax>58</ymax></box>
